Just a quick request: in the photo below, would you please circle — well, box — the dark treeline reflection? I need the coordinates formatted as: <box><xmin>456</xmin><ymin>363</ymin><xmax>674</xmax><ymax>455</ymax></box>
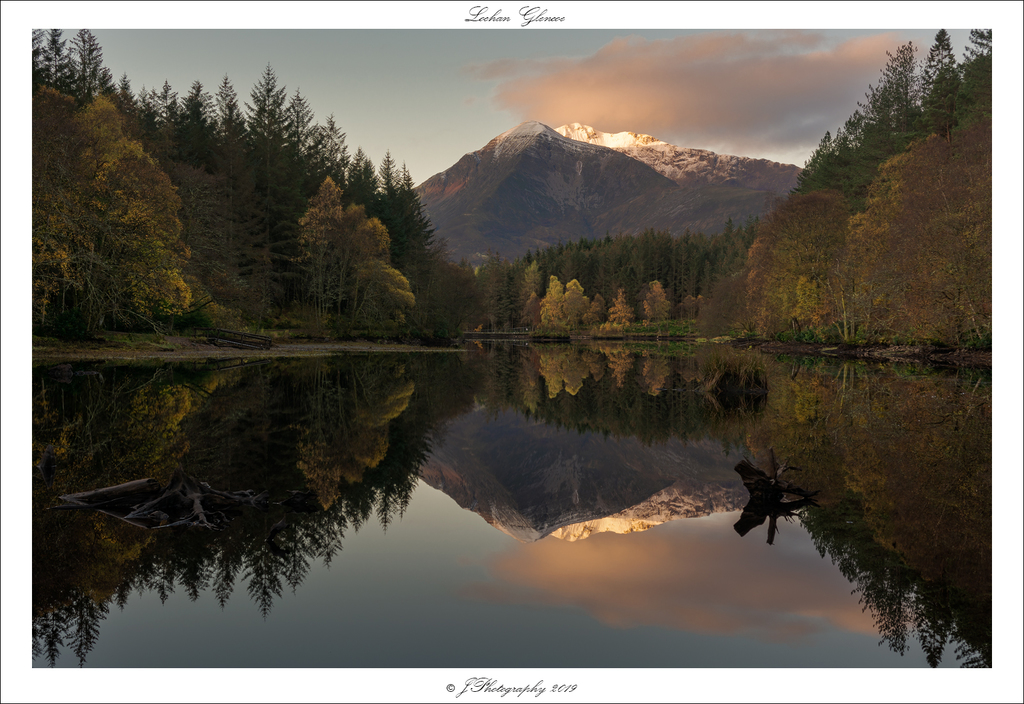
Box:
<box><xmin>31</xmin><ymin>345</ymin><xmax>990</xmax><ymax>667</ymax></box>
<box><xmin>749</xmin><ymin>357</ymin><xmax>991</xmax><ymax>668</ymax></box>
<box><xmin>471</xmin><ymin>341</ymin><xmax>764</xmax><ymax>451</ymax></box>
<box><xmin>31</xmin><ymin>353</ymin><xmax>481</xmax><ymax>666</ymax></box>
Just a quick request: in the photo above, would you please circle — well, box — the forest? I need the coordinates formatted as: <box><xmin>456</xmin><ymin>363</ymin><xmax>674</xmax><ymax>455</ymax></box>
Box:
<box><xmin>31</xmin><ymin>29</ymin><xmax>991</xmax><ymax>347</ymax></box>
<box><xmin>31</xmin><ymin>28</ymin><xmax>476</xmax><ymax>340</ymax></box>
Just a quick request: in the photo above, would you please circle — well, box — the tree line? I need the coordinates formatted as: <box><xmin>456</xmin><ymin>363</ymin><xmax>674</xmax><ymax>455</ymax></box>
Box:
<box><xmin>701</xmin><ymin>29</ymin><xmax>992</xmax><ymax>347</ymax></box>
<box><xmin>472</xmin><ymin>219</ymin><xmax>759</xmax><ymax>332</ymax></box>
<box><xmin>31</xmin><ymin>29</ymin><xmax>474</xmax><ymax>339</ymax></box>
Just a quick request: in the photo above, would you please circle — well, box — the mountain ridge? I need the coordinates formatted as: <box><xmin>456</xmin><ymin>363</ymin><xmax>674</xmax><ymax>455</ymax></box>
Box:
<box><xmin>555</xmin><ymin>122</ymin><xmax>802</xmax><ymax>193</ymax></box>
<box><xmin>417</xmin><ymin>120</ymin><xmax>795</xmax><ymax>264</ymax></box>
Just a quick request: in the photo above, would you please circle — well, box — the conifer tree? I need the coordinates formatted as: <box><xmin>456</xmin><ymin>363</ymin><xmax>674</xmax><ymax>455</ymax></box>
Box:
<box><xmin>31</xmin><ymin>29</ymin><xmax>47</xmax><ymax>92</ymax></box>
<box><xmin>246</xmin><ymin>64</ymin><xmax>305</xmax><ymax>306</ymax></box>
<box><xmin>858</xmin><ymin>41</ymin><xmax>922</xmax><ymax>157</ymax></box>
<box><xmin>956</xmin><ymin>29</ymin><xmax>992</xmax><ymax>128</ymax></box>
<box><xmin>920</xmin><ymin>29</ymin><xmax>960</xmax><ymax>142</ymax></box>
<box><xmin>286</xmin><ymin>88</ymin><xmax>316</xmax><ymax>195</ymax></box>
<box><xmin>69</xmin><ymin>29</ymin><xmax>114</xmax><ymax>105</ymax></box>
<box><xmin>38</xmin><ymin>29</ymin><xmax>74</xmax><ymax>96</ymax></box>
<box><xmin>346</xmin><ymin>148</ymin><xmax>379</xmax><ymax>208</ymax></box>
<box><xmin>176</xmin><ymin>81</ymin><xmax>217</xmax><ymax>171</ymax></box>
<box><xmin>212</xmin><ymin>75</ymin><xmax>261</xmax><ymax>313</ymax></box>
<box><xmin>307</xmin><ymin>113</ymin><xmax>349</xmax><ymax>194</ymax></box>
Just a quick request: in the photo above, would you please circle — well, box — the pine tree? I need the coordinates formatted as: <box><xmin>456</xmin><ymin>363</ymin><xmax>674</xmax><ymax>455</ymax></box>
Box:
<box><xmin>69</xmin><ymin>29</ymin><xmax>114</xmax><ymax>105</ymax></box>
<box><xmin>176</xmin><ymin>81</ymin><xmax>217</xmax><ymax>171</ymax></box>
<box><xmin>920</xmin><ymin>30</ymin><xmax>960</xmax><ymax>142</ymax></box>
<box><xmin>858</xmin><ymin>41</ymin><xmax>922</xmax><ymax>155</ymax></box>
<box><xmin>956</xmin><ymin>29</ymin><xmax>992</xmax><ymax>128</ymax></box>
<box><xmin>307</xmin><ymin>113</ymin><xmax>349</xmax><ymax>193</ymax></box>
<box><xmin>374</xmin><ymin>151</ymin><xmax>406</xmax><ymax>264</ymax></box>
<box><xmin>213</xmin><ymin>75</ymin><xmax>261</xmax><ymax>313</ymax></box>
<box><xmin>245</xmin><ymin>64</ymin><xmax>305</xmax><ymax>306</ymax></box>
<box><xmin>286</xmin><ymin>88</ymin><xmax>316</xmax><ymax>196</ymax></box>
<box><xmin>110</xmin><ymin>73</ymin><xmax>138</xmax><ymax>122</ymax></box>
<box><xmin>346</xmin><ymin>148</ymin><xmax>379</xmax><ymax>208</ymax></box>
<box><xmin>31</xmin><ymin>29</ymin><xmax>47</xmax><ymax>92</ymax></box>
<box><xmin>38</xmin><ymin>29</ymin><xmax>74</xmax><ymax>96</ymax></box>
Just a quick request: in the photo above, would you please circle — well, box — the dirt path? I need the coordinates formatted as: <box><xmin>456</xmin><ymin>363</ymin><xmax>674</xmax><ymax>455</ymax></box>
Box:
<box><xmin>32</xmin><ymin>336</ymin><xmax>461</xmax><ymax>362</ymax></box>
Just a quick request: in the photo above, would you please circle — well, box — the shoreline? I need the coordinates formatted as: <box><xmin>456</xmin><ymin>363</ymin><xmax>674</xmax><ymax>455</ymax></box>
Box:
<box><xmin>31</xmin><ymin>333</ymin><xmax>992</xmax><ymax>369</ymax></box>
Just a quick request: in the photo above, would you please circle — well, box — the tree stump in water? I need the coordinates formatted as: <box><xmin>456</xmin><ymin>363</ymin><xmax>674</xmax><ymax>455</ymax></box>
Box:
<box><xmin>733</xmin><ymin>448</ymin><xmax>819</xmax><ymax>545</ymax></box>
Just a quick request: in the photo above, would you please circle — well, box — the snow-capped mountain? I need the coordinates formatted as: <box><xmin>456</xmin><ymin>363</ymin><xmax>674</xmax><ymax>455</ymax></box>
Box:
<box><xmin>555</xmin><ymin>123</ymin><xmax>801</xmax><ymax>193</ymax></box>
<box><xmin>417</xmin><ymin>406</ymin><xmax>747</xmax><ymax>543</ymax></box>
<box><xmin>417</xmin><ymin>121</ymin><xmax>791</xmax><ymax>264</ymax></box>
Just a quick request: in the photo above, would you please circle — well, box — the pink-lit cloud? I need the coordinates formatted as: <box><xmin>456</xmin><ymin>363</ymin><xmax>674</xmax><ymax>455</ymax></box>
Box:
<box><xmin>462</xmin><ymin>515</ymin><xmax>876</xmax><ymax>643</ymax></box>
<box><xmin>468</xmin><ymin>30</ymin><xmax>909</xmax><ymax>166</ymax></box>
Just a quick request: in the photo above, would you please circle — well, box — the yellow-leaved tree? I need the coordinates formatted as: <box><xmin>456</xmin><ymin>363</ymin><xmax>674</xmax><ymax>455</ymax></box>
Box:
<box><xmin>33</xmin><ymin>89</ymin><xmax>191</xmax><ymax>333</ymax></box>
<box><xmin>298</xmin><ymin>177</ymin><xmax>414</xmax><ymax>332</ymax></box>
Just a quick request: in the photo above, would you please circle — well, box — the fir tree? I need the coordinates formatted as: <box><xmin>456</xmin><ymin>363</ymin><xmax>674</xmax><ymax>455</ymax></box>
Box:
<box><xmin>920</xmin><ymin>30</ymin><xmax>960</xmax><ymax>142</ymax></box>
<box><xmin>69</xmin><ymin>29</ymin><xmax>114</xmax><ymax>105</ymax></box>
<box><xmin>176</xmin><ymin>81</ymin><xmax>217</xmax><ymax>171</ymax></box>
<box><xmin>38</xmin><ymin>29</ymin><xmax>74</xmax><ymax>96</ymax></box>
<box><xmin>246</xmin><ymin>64</ymin><xmax>305</xmax><ymax>306</ymax></box>
<box><xmin>307</xmin><ymin>113</ymin><xmax>349</xmax><ymax>194</ymax></box>
<box><xmin>956</xmin><ymin>29</ymin><xmax>992</xmax><ymax>128</ymax></box>
<box><xmin>346</xmin><ymin>148</ymin><xmax>379</xmax><ymax>209</ymax></box>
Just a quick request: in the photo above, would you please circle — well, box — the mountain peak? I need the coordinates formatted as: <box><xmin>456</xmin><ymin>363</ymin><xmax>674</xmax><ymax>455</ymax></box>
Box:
<box><xmin>497</xmin><ymin>120</ymin><xmax>562</xmax><ymax>141</ymax></box>
<box><xmin>556</xmin><ymin>121</ymin><xmax>801</xmax><ymax>193</ymax></box>
<box><xmin>556</xmin><ymin>123</ymin><xmax>666</xmax><ymax>149</ymax></box>
<box><xmin>488</xmin><ymin>120</ymin><xmax>582</xmax><ymax>161</ymax></box>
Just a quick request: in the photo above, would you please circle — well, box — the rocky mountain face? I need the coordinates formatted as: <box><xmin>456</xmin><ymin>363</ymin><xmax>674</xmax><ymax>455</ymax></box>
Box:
<box><xmin>418</xmin><ymin>407</ymin><xmax>747</xmax><ymax>543</ymax></box>
<box><xmin>417</xmin><ymin>121</ymin><xmax>799</xmax><ymax>264</ymax></box>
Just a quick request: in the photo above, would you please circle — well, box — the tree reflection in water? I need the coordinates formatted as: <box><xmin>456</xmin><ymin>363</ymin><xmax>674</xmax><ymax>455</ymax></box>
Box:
<box><xmin>31</xmin><ymin>345</ymin><xmax>990</xmax><ymax>667</ymax></box>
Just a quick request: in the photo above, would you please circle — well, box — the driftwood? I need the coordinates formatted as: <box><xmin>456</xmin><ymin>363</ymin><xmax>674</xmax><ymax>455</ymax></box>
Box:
<box><xmin>52</xmin><ymin>465</ymin><xmax>269</xmax><ymax>530</ymax></box>
<box><xmin>733</xmin><ymin>448</ymin><xmax>819</xmax><ymax>545</ymax></box>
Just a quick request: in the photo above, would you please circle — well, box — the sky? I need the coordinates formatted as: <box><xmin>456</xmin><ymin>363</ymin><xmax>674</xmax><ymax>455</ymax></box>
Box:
<box><xmin>4</xmin><ymin>4</ymin><xmax>1019</xmax><ymax>186</ymax></box>
<box><xmin>2</xmin><ymin>1</ymin><xmax>1023</xmax><ymax>701</ymax></box>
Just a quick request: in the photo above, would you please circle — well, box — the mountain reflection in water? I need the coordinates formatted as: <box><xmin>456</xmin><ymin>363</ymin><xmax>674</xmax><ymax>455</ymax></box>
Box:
<box><xmin>30</xmin><ymin>344</ymin><xmax>991</xmax><ymax>668</ymax></box>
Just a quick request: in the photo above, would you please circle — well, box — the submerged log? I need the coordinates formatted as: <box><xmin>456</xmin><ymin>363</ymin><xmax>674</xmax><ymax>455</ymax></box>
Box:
<box><xmin>52</xmin><ymin>465</ymin><xmax>268</xmax><ymax>530</ymax></box>
<box><xmin>733</xmin><ymin>448</ymin><xmax>819</xmax><ymax>545</ymax></box>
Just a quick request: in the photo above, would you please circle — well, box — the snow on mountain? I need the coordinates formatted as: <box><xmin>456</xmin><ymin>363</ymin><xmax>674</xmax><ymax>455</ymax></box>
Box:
<box><xmin>490</xmin><ymin>120</ymin><xmax>607</xmax><ymax>162</ymax></box>
<box><xmin>555</xmin><ymin>122</ymin><xmax>801</xmax><ymax>193</ymax></box>
<box><xmin>549</xmin><ymin>480</ymin><xmax>743</xmax><ymax>542</ymax></box>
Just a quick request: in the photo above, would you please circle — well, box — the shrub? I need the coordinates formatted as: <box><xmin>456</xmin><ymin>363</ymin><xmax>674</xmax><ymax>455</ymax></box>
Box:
<box><xmin>47</xmin><ymin>309</ymin><xmax>91</xmax><ymax>341</ymax></box>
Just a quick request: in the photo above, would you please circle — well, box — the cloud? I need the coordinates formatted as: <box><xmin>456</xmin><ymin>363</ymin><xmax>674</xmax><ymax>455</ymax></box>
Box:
<box><xmin>473</xmin><ymin>30</ymin><xmax>907</xmax><ymax>165</ymax></box>
<box><xmin>462</xmin><ymin>515</ymin><xmax>876</xmax><ymax>644</ymax></box>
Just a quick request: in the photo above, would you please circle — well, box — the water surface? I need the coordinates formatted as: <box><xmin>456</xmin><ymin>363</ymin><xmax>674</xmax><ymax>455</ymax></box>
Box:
<box><xmin>30</xmin><ymin>344</ymin><xmax>991</xmax><ymax>670</ymax></box>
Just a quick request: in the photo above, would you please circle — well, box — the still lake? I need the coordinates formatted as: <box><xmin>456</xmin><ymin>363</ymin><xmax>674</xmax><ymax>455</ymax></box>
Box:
<box><xmin>31</xmin><ymin>343</ymin><xmax>991</xmax><ymax>669</ymax></box>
